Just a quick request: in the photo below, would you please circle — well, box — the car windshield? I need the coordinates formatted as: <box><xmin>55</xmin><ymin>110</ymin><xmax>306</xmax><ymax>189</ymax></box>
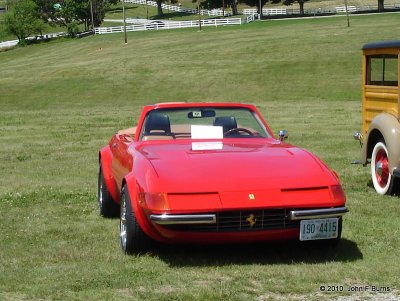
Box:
<box><xmin>139</xmin><ymin>107</ymin><xmax>270</xmax><ymax>141</ymax></box>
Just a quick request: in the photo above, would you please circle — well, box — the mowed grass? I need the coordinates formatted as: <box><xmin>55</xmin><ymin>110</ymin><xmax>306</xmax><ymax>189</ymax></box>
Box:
<box><xmin>1</xmin><ymin>14</ymin><xmax>400</xmax><ymax>300</ymax></box>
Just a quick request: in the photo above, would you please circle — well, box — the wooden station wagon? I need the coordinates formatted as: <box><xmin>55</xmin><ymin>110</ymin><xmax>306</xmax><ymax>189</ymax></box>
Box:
<box><xmin>354</xmin><ymin>40</ymin><xmax>400</xmax><ymax>195</ymax></box>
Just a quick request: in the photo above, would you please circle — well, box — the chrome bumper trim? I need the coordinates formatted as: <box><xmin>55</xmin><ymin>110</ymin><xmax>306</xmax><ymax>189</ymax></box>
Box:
<box><xmin>289</xmin><ymin>207</ymin><xmax>348</xmax><ymax>221</ymax></box>
<box><xmin>150</xmin><ymin>214</ymin><xmax>216</xmax><ymax>225</ymax></box>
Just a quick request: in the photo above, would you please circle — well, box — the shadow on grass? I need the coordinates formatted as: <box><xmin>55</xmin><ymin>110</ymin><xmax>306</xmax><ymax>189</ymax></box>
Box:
<box><xmin>150</xmin><ymin>239</ymin><xmax>362</xmax><ymax>267</ymax></box>
<box><xmin>107</xmin><ymin>6</ymin><xmax>138</xmax><ymax>14</ymax></box>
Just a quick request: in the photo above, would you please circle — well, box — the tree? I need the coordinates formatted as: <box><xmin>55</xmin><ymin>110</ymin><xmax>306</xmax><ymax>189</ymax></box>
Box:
<box><xmin>195</xmin><ymin>0</ymin><xmax>239</xmax><ymax>16</ymax></box>
<box><xmin>282</xmin><ymin>0</ymin><xmax>309</xmax><ymax>15</ymax></box>
<box><xmin>33</xmin><ymin>0</ymin><xmax>117</xmax><ymax>33</ymax></box>
<box><xmin>156</xmin><ymin>0</ymin><xmax>163</xmax><ymax>16</ymax></box>
<box><xmin>3</xmin><ymin>0</ymin><xmax>45</xmax><ymax>42</ymax></box>
<box><xmin>154</xmin><ymin>0</ymin><xmax>178</xmax><ymax>17</ymax></box>
<box><xmin>378</xmin><ymin>0</ymin><xmax>384</xmax><ymax>12</ymax></box>
<box><xmin>229</xmin><ymin>0</ymin><xmax>238</xmax><ymax>15</ymax></box>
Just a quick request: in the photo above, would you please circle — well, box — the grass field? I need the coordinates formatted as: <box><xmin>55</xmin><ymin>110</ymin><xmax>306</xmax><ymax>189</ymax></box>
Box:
<box><xmin>1</xmin><ymin>13</ymin><xmax>400</xmax><ymax>300</ymax></box>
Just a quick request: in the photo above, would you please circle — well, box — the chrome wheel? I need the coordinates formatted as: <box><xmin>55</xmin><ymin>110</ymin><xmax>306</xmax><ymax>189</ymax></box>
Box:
<box><xmin>120</xmin><ymin>194</ymin><xmax>127</xmax><ymax>251</ymax></box>
<box><xmin>119</xmin><ymin>186</ymin><xmax>151</xmax><ymax>254</ymax></box>
<box><xmin>98</xmin><ymin>173</ymin><xmax>104</xmax><ymax>211</ymax></box>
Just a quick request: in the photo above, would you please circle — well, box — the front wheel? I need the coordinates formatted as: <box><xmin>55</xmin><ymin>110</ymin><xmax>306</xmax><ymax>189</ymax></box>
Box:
<box><xmin>371</xmin><ymin>141</ymin><xmax>398</xmax><ymax>195</ymax></box>
<box><xmin>120</xmin><ymin>186</ymin><xmax>151</xmax><ymax>254</ymax></box>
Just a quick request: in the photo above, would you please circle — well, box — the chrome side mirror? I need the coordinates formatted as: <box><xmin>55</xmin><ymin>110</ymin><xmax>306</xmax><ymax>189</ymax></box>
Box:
<box><xmin>353</xmin><ymin>132</ymin><xmax>363</xmax><ymax>141</ymax></box>
<box><xmin>278</xmin><ymin>130</ymin><xmax>288</xmax><ymax>141</ymax></box>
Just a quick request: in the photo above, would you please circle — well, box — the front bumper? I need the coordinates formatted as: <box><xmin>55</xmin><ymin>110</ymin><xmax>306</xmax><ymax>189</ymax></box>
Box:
<box><xmin>149</xmin><ymin>206</ymin><xmax>348</xmax><ymax>225</ymax></box>
<box><xmin>288</xmin><ymin>207</ymin><xmax>348</xmax><ymax>220</ymax></box>
<box><xmin>150</xmin><ymin>214</ymin><xmax>216</xmax><ymax>225</ymax></box>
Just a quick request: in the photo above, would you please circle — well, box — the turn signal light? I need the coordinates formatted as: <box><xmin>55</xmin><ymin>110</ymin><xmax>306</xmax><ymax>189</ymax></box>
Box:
<box><xmin>331</xmin><ymin>185</ymin><xmax>346</xmax><ymax>204</ymax></box>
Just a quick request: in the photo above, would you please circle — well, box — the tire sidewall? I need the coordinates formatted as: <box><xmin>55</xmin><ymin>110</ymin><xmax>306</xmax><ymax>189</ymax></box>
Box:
<box><xmin>98</xmin><ymin>164</ymin><xmax>119</xmax><ymax>217</ymax></box>
<box><xmin>98</xmin><ymin>166</ymin><xmax>105</xmax><ymax>213</ymax></box>
<box><xmin>120</xmin><ymin>186</ymin><xmax>136</xmax><ymax>254</ymax></box>
<box><xmin>120</xmin><ymin>187</ymin><xmax>130</xmax><ymax>253</ymax></box>
<box><xmin>371</xmin><ymin>141</ymin><xmax>392</xmax><ymax>195</ymax></box>
<box><xmin>120</xmin><ymin>186</ymin><xmax>150</xmax><ymax>254</ymax></box>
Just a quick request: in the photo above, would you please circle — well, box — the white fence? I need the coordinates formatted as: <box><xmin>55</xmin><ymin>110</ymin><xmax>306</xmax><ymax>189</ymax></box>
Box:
<box><xmin>242</xmin><ymin>3</ymin><xmax>400</xmax><ymax>15</ymax></box>
<box><xmin>335</xmin><ymin>6</ymin><xmax>358</xmax><ymax>13</ymax></box>
<box><xmin>243</xmin><ymin>8</ymin><xmax>290</xmax><ymax>15</ymax></box>
<box><xmin>0</xmin><ymin>32</ymin><xmax>65</xmax><ymax>49</ymax></box>
<box><xmin>245</xmin><ymin>14</ymin><xmax>255</xmax><ymax>23</ymax></box>
<box><xmin>95</xmin><ymin>18</ymin><xmax>243</xmax><ymax>34</ymax></box>
<box><xmin>105</xmin><ymin>18</ymin><xmax>150</xmax><ymax>24</ymax></box>
<box><xmin>0</xmin><ymin>39</ymin><xmax>18</xmax><ymax>49</ymax></box>
<box><xmin>336</xmin><ymin>3</ymin><xmax>400</xmax><ymax>12</ymax></box>
<box><xmin>124</xmin><ymin>0</ymin><xmax>232</xmax><ymax>16</ymax></box>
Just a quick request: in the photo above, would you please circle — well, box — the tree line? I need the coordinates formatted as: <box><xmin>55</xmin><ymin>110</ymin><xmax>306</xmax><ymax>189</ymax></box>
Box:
<box><xmin>1</xmin><ymin>0</ymin><xmax>388</xmax><ymax>43</ymax></box>
<box><xmin>1</xmin><ymin>0</ymin><xmax>117</xmax><ymax>42</ymax></box>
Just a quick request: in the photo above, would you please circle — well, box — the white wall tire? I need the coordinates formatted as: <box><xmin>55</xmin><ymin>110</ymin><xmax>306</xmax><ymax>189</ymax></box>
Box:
<box><xmin>371</xmin><ymin>141</ymin><xmax>395</xmax><ymax>195</ymax></box>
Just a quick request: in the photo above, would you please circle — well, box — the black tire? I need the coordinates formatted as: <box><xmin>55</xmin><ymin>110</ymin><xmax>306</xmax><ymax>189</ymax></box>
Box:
<box><xmin>98</xmin><ymin>164</ymin><xmax>119</xmax><ymax>218</ymax></box>
<box><xmin>120</xmin><ymin>186</ymin><xmax>151</xmax><ymax>254</ymax></box>
<box><xmin>370</xmin><ymin>140</ymin><xmax>399</xmax><ymax>195</ymax></box>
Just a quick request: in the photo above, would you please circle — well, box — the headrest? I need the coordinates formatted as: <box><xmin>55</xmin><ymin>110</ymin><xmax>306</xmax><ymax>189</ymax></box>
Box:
<box><xmin>144</xmin><ymin>114</ymin><xmax>171</xmax><ymax>135</ymax></box>
<box><xmin>213</xmin><ymin>116</ymin><xmax>237</xmax><ymax>133</ymax></box>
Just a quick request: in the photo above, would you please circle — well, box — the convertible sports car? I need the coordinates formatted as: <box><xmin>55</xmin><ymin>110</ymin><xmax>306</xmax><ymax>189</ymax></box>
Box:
<box><xmin>98</xmin><ymin>102</ymin><xmax>348</xmax><ymax>254</ymax></box>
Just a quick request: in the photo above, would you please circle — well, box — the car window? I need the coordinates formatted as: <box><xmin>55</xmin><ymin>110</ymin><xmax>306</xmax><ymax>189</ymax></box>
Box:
<box><xmin>139</xmin><ymin>107</ymin><xmax>270</xmax><ymax>140</ymax></box>
<box><xmin>366</xmin><ymin>54</ymin><xmax>398</xmax><ymax>86</ymax></box>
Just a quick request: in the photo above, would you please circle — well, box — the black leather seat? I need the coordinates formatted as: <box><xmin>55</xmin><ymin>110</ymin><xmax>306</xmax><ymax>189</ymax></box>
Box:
<box><xmin>144</xmin><ymin>114</ymin><xmax>172</xmax><ymax>135</ymax></box>
<box><xmin>213</xmin><ymin>116</ymin><xmax>237</xmax><ymax>134</ymax></box>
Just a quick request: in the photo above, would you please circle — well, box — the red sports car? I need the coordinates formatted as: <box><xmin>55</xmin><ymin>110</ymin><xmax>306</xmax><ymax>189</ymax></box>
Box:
<box><xmin>98</xmin><ymin>102</ymin><xmax>348</xmax><ymax>254</ymax></box>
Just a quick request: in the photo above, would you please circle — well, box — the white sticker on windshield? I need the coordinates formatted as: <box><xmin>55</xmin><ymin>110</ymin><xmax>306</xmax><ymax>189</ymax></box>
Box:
<box><xmin>191</xmin><ymin>125</ymin><xmax>223</xmax><ymax>139</ymax></box>
<box><xmin>192</xmin><ymin>111</ymin><xmax>202</xmax><ymax>118</ymax></box>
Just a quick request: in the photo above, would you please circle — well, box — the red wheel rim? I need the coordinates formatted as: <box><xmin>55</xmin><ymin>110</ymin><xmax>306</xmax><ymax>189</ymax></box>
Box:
<box><xmin>375</xmin><ymin>148</ymin><xmax>389</xmax><ymax>188</ymax></box>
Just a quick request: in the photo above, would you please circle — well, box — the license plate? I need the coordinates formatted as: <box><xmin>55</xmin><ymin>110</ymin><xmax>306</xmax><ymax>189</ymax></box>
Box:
<box><xmin>300</xmin><ymin>218</ymin><xmax>338</xmax><ymax>241</ymax></box>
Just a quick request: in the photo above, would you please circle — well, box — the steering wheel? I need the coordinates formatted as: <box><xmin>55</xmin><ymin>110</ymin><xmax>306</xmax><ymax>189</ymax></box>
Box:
<box><xmin>224</xmin><ymin>128</ymin><xmax>254</xmax><ymax>136</ymax></box>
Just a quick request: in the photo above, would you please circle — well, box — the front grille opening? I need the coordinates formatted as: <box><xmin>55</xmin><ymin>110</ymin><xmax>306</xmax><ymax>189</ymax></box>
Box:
<box><xmin>161</xmin><ymin>209</ymin><xmax>299</xmax><ymax>232</ymax></box>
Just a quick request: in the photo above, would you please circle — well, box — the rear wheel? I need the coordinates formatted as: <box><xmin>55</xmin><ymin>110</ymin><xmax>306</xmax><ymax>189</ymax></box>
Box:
<box><xmin>371</xmin><ymin>141</ymin><xmax>398</xmax><ymax>195</ymax></box>
<box><xmin>98</xmin><ymin>164</ymin><xmax>119</xmax><ymax>218</ymax></box>
<box><xmin>120</xmin><ymin>186</ymin><xmax>151</xmax><ymax>254</ymax></box>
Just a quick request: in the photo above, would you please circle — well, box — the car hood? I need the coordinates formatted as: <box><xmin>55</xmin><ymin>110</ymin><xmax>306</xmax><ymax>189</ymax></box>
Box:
<box><xmin>136</xmin><ymin>139</ymin><xmax>338</xmax><ymax>193</ymax></box>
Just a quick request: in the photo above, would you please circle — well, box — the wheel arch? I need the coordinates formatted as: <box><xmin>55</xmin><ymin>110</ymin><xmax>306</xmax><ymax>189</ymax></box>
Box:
<box><xmin>99</xmin><ymin>146</ymin><xmax>120</xmax><ymax>204</ymax></box>
<box><xmin>365</xmin><ymin>128</ymin><xmax>384</xmax><ymax>161</ymax></box>
<box><xmin>122</xmin><ymin>174</ymin><xmax>165</xmax><ymax>243</ymax></box>
<box><xmin>362</xmin><ymin>113</ymin><xmax>400</xmax><ymax>173</ymax></box>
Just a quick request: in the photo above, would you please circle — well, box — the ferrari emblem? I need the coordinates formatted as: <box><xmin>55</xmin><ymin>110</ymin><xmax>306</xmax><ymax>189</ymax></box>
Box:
<box><xmin>246</xmin><ymin>214</ymin><xmax>256</xmax><ymax>227</ymax></box>
<box><xmin>248</xmin><ymin>194</ymin><xmax>255</xmax><ymax>200</ymax></box>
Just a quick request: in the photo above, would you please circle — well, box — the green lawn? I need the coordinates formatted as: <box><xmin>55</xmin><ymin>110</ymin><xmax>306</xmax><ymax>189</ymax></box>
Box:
<box><xmin>1</xmin><ymin>14</ymin><xmax>400</xmax><ymax>300</ymax></box>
